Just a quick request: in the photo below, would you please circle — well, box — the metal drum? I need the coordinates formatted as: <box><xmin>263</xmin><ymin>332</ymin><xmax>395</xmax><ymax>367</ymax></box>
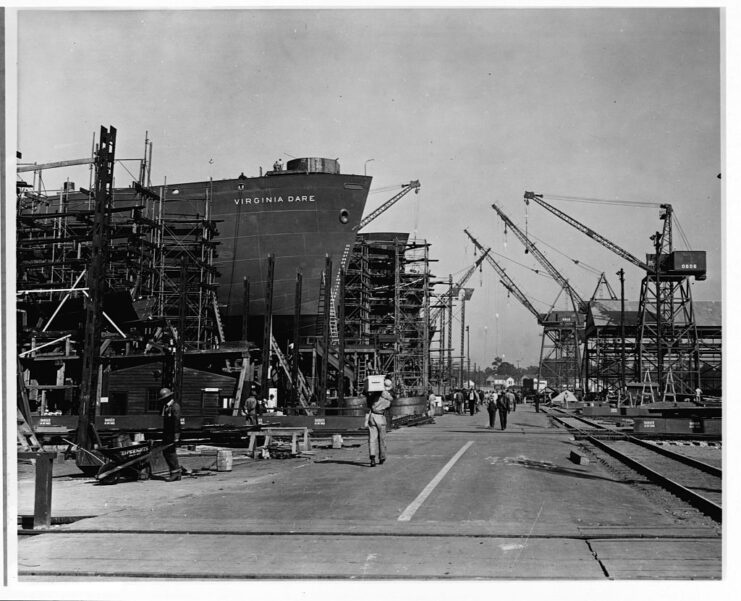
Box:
<box><xmin>341</xmin><ymin>396</ymin><xmax>367</xmax><ymax>417</ymax></box>
<box><xmin>390</xmin><ymin>396</ymin><xmax>427</xmax><ymax>417</ymax></box>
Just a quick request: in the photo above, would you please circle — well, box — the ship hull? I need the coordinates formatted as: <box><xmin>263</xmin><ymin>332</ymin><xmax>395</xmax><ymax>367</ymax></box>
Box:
<box><xmin>164</xmin><ymin>169</ymin><xmax>371</xmax><ymax>340</ymax></box>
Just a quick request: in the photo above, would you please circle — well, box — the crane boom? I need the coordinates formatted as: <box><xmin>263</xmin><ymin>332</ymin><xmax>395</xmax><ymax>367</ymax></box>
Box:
<box><xmin>523</xmin><ymin>191</ymin><xmax>651</xmax><ymax>271</ymax></box>
<box><xmin>490</xmin><ymin>203</ymin><xmax>586</xmax><ymax>312</ymax></box>
<box><xmin>353</xmin><ymin>180</ymin><xmax>420</xmax><ymax>231</ymax></box>
<box><xmin>430</xmin><ymin>248</ymin><xmax>490</xmax><ymax>325</ymax></box>
<box><xmin>463</xmin><ymin>229</ymin><xmax>541</xmax><ymax>322</ymax></box>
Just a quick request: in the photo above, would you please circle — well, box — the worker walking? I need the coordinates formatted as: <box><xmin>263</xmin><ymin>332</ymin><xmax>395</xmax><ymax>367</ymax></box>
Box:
<box><xmin>366</xmin><ymin>378</ymin><xmax>393</xmax><ymax>467</ymax></box>
<box><xmin>468</xmin><ymin>386</ymin><xmax>479</xmax><ymax>415</ymax></box>
<box><xmin>160</xmin><ymin>387</ymin><xmax>182</xmax><ymax>482</ymax></box>
<box><xmin>454</xmin><ymin>389</ymin><xmax>464</xmax><ymax>415</ymax></box>
<box><xmin>427</xmin><ymin>389</ymin><xmax>436</xmax><ymax>418</ymax></box>
<box><xmin>497</xmin><ymin>389</ymin><xmax>512</xmax><ymax>431</ymax></box>
<box><xmin>487</xmin><ymin>391</ymin><xmax>498</xmax><ymax>428</ymax></box>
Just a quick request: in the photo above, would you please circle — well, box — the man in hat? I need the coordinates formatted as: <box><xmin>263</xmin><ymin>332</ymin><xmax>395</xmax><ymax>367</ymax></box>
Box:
<box><xmin>366</xmin><ymin>378</ymin><xmax>393</xmax><ymax>467</ymax></box>
<box><xmin>160</xmin><ymin>387</ymin><xmax>182</xmax><ymax>481</ymax></box>
<box><xmin>241</xmin><ymin>385</ymin><xmax>259</xmax><ymax>425</ymax></box>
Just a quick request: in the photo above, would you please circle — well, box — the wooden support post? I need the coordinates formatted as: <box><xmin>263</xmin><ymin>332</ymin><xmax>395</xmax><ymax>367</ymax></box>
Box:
<box><xmin>292</xmin><ymin>271</ymin><xmax>302</xmax><ymax>410</ymax></box>
<box><xmin>337</xmin><ymin>266</ymin><xmax>346</xmax><ymax>407</ymax></box>
<box><xmin>34</xmin><ymin>453</ymin><xmax>54</xmax><ymax>528</ymax></box>
<box><xmin>319</xmin><ymin>255</ymin><xmax>332</xmax><ymax>413</ymax></box>
<box><xmin>18</xmin><ymin>452</ymin><xmax>54</xmax><ymax>529</ymax></box>
<box><xmin>242</xmin><ymin>277</ymin><xmax>250</xmax><ymax>342</ymax></box>
<box><xmin>261</xmin><ymin>254</ymin><xmax>275</xmax><ymax>404</ymax></box>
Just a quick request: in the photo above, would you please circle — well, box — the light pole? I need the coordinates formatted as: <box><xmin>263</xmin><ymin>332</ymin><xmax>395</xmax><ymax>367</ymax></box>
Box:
<box><xmin>364</xmin><ymin>158</ymin><xmax>375</xmax><ymax>176</ymax></box>
<box><xmin>484</xmin><ymin>325</ymin><xmax>488</xmax><ymax>364</ymax></box>
<box><xmin>466</xmin><ymin>325</ymin><xmax>470</xmax><ymax>388</ymax></box>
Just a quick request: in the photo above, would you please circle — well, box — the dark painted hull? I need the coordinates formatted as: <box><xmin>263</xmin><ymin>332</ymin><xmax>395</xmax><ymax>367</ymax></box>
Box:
<box><xmin>163</xmin><ymin>170</ymin><xmax>371</xmax><ymax>332</ymax></box>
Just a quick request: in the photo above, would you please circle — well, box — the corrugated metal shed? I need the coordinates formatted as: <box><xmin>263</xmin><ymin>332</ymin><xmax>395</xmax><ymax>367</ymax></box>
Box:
<box><xmin>586</xmin><ymin>300</ymin><xmax>721</xmax><ymax>331</ymax></box>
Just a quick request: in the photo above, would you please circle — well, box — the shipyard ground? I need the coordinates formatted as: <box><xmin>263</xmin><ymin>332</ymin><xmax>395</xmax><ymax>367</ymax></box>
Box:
<box><xmin>16</xmin><ymin>404</ymin><xmax>721</xmax><ymax>582</ymax></box>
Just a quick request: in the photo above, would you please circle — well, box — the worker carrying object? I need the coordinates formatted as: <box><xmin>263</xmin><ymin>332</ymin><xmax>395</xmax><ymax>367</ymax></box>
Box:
<box><xmin>160</xmin><ymin>387</ymin><xmax>182</xmax><ymax>482</ymax></box>
<box><xmin>365</xmin><ymin>378</ymin><xmax>393</xmax><ymax>467</ymax></box>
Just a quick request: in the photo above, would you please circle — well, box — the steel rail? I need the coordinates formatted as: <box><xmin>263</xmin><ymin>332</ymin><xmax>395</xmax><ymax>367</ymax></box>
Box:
<box><xmin>549</xmin><ymin>407</ymin><xmax>721</xmax><ymax>476</ymax></box>
<box><xmin>546</xmin><ymin>408</ymin><xmax>722</xmax><ymax>522</ymax></box>
<box><xmin>586</xmin><ymin>435</ymin><xmax>722</xmax><ymax>523</ymax></box>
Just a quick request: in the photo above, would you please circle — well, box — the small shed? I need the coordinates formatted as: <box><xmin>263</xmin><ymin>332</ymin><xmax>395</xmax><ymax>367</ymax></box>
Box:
<box><xmin>103</xmin><ymin>362</ymin><xmax>238</xmax><ymax>417</ymax></box>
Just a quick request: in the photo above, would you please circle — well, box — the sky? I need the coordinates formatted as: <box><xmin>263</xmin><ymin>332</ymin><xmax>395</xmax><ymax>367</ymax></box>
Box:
<box><xmin>14</xmin><ymin>7</ymin><xmax>722</xmax><ymax>369</ymax></box>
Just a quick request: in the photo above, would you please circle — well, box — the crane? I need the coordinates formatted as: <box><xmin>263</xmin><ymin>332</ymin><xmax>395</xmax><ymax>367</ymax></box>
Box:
<box><xmin>429</xmin><ymin>247</ymin><xmax>490</xmax><ymax>326</ymax></box>
<box><xmin>353</xmin><ymin>180</ymin><xmax>420</xmax><ymax>231</ymax></box>
<box><xmin>465</xmin><ymin>228</ymin><xmax>581</xmax><ymax>391</ymax></box>
<box><xmin>490</xmin><ymin>203</ymin><xmax>586</xmax><ymax>315</ymax></box>
<box><xmin>523</xmin><ymin>191</ymin><xmax>705</xmax><ymax>401</ymax></box>
<box><xmin>463</xmin><ymin>229</ymin><xmax>542</xmax><ymax>323</ymax></box>
<box><xmin>523</xmin><ymin>192</ymin><xmax>651</xmax><ymax>272</ymax></box>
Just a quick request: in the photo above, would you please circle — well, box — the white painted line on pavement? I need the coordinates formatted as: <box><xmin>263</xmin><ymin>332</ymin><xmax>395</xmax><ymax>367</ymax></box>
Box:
<box><xmin>397</xmin><ymin>440</ymin><xmax>474</xmax><ymax>522</ymax></box>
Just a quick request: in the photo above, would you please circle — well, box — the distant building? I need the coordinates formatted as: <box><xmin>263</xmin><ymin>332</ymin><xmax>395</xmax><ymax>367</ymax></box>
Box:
<box><xmin>485</xmin><ymin>375</ymin><xmax>515</xmax><ymax>388</ymax></box>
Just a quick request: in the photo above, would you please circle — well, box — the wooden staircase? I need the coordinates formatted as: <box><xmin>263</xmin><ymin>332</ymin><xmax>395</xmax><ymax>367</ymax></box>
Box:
<box><xmin>270</xmin><ymin>333</ymin><xmax>313</xmax><ymax>413</ymax></box>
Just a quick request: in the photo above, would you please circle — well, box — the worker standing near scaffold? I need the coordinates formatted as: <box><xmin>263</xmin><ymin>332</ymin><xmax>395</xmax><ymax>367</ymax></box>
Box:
<box><xmin>366</xmin><ymin>378</ymin><xmax>393</xmax><ymax>467</ymax></box>
<box><xmin>160</xmin><ymin>387</ymin><xmax>182</xmax><ymax>482</ymax></box>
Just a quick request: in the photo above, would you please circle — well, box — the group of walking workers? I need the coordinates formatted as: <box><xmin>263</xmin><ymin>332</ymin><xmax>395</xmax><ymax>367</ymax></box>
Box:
<box><xmin>486</xmin><ymin>388</ymin><xmax>516</xmax><ymax>430</ymax></box>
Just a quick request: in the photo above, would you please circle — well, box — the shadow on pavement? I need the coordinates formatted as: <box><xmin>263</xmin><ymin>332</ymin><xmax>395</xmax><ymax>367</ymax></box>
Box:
<box><xmin>313</xmin><ymin>459</ymin><xmax>371</xmax><ymax>468</ymax></box>
<box><xmin>507</xmin><ymin>457</ymin><xmax>627</xmax><ymax>483</ymax></box>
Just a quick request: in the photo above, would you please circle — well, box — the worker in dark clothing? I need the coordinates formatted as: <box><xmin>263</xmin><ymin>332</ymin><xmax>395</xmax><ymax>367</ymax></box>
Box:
<box><xmin>467</xmin><ymin>387</ymin><xmax>478</xmax><ymax>416</ymax></box>
<box><xmin>160</xmin><ymin>387</ymin><xmax>182</xmax><ymax>482</ymax></box>
<box><xmin>241</xmin><ymin>385</ymin><xmax>259</xmax><ymax>425</ymax></box>
<box><xmin>487</xmin><ymin>392</ymin><xmax>498</xmax><ymax>428</ymax></box>
<box><xmin>454</xmin><ymin>389</ymin><xmax>464</xmax><ymax>415</ymax></box>
<box><xmin>497</xmin><ymin>390</ymin><xmax>512</xmax><ymax>431</ymax></box>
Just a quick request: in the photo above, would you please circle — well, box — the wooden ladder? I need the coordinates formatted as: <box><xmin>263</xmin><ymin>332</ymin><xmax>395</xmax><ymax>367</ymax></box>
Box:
<box><xmin>662</xmin><ymin>368</ymin><xmax>678</xmax><ymax>403</ymax></box>
<box><xmin>211</xmin><ymin>291</ymin><xmax>226</xmax><ymax>344</ymax></box>
<box><xmin>270</xmin><ymin>333</ymin><xmax>312</xmax><ymax>412</ymax></box>
<box><xmin>328</xmin><ymin>243</ymin><xmax>351</xmax><ymax>346</ymax></box>
<box><xmin>18</xmin><ymin>409</ymin><xmax>42</xmax><ymax>452</ymax></box>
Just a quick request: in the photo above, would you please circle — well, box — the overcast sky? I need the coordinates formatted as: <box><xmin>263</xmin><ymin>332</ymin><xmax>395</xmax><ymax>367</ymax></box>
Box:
<box><xmin>16</xmin><ymin>7</ymin><xmax>722</xmax><ymax>368</ymax></box>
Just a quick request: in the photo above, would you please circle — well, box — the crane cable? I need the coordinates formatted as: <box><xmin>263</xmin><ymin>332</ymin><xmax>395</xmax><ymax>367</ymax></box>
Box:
<box><xmin>541</xmin><ymin>191</ymin><xmax>695</xmax><ymax>251</ymax></box>
<box><xmin>673</xmin><ymin>211</ymin><xmax>693</xmax><ymax>251</ymax></box>
<box><xmin>539</xmin><ymin>193</ymin><xmax>662</xmax><ymax>208</ymax></box>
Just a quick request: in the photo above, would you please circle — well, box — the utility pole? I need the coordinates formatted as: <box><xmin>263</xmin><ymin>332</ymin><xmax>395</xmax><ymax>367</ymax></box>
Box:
<box><xmin>439</xmin><ymin>308</ymin><xmax>446</xmax><ymax>394</ymax></box>
<box><xmin>447</xmin><ymin>275</ymin><xmax>453</xmax><ymax>391</ymax></box>
<box><xmin>460</xmin><ymin>295</ymin><xmax>466</xmax><ymax>389</ymax></box>
<box><xmin>76</xmin><ymin>125</ymin><xmax>116</xmax><ymax>458</ymax></box>
<box><xmin>466</xmin><ymin>326</ymin><xmax>470</xmax><ymax>387</ymax></box>
<box><xmin>651</xmin><ymin>232</ymin><xmax>663</xmax><ymax>399</ymax></box>
<box><xmin>618</xmin><ymin>268</ymin><xmax>626</xmax><ymax>402</ymax></box>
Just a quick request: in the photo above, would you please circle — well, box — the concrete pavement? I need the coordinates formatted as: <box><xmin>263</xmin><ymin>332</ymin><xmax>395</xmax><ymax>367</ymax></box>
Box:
<box><xmin>16</xmin><ymin>404</ymin><xmax>721</xmax><ymax>579</ymax></box>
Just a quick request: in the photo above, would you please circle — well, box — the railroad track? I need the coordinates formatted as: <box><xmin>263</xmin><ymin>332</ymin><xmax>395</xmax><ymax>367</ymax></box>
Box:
<box><xmin>547</xmin><ymin>408</ymin><xmax>722</xmax><ymax>523</ymax></box>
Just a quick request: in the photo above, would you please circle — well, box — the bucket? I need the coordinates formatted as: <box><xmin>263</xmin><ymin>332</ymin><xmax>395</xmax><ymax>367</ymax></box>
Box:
<box><xmin>216</xmin><ymin>449</ymin><xmax>233</xmax><ymax>472</ymax></box>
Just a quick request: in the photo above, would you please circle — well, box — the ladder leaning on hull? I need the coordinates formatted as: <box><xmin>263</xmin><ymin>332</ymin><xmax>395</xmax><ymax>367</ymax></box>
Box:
<box><xmin>270</xmin><ymin>333</ymin><xmax>313</xmax><ymax>413</ymax></box>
